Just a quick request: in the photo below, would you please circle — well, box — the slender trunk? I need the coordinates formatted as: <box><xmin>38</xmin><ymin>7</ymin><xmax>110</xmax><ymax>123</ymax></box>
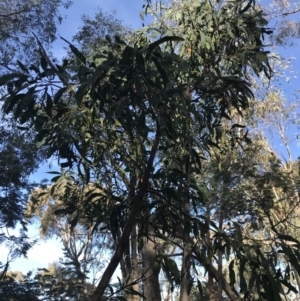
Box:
<box><xmin>120</xmin><ymin>257</ymin><xmax>126</xmax><ymax>280</ymax></box>
<box><xmin>141</xmin><ymin>223</ymin><xmax>161</xmax><ymax>301</ymax></box>
<box><xmin>130</xmin><ymin>225</ymin><xmax>140</xmax><ymax>301</ymax></box>
<box><xmin>121</xmin><ymin>226</ymin><xmax>139</xmax><ymax>301</ymax></box>
<box><xmin>180</xmin><ymin>154</ymin><xmax>191</xmax><ymax>301</ymax></box>
<box><xmin>179</xmin><ymin>246</ymin><xmax>191</xmax><ymax>301</ymax></box>
<box><xmin>91</xmin><ymin>133</ymin><xmax>160</xmax><ymax>301</ymax></box>
<box><xmin>218</xmin><ymin>211</ymin><xmax>223</xmax><ymax>301</ymax></box>
<box><xmin>209</xmin><ymin>272</ymin><xmax>217</xmax><ymax>301</ymax></box>
<box><xmin>164</xmin><ymin>281</ymin><xmax>171</xmax><ymax>301</ymax></box>
<box><xmin>206</xmin><ymin>203</ymin><xmax>216</xmax><ymax>301</ymax></box>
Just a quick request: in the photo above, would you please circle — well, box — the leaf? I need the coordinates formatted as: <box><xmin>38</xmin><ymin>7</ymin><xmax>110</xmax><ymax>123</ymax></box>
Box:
<box><xmin>17</xmin><ymin>61</ymin><xmax>29</xmax><ymax>73</ymax></box>
<box><xmin>75</xmin><ymin>82</ymin><xmax>90</xmax><ymax>105</ymax></box>
<box><xmin>239</xmin><ymin>259</ymin><xmax>247</xmax><ymax>293</ymax></box>
<box><xmin>278</xmin><ymin>234</ymin><xmax>300</xmax><ymax>245</ymax></box>
<box><xmin>206</xmin><ymin>140</ymin><xmax>220</xmax><ymax>149</ymax></box>
<box><xmin>197</xmin><ymin>279</ymin><xmax>203</xmax><ymax>298</ymax></box>
<box><xmin>46</xmin><ymin>171</ymin><xmax>61</xmax><ymax>175</ymax></box>
<box><xmin>153</xmin><ymin>259</ymin><xmax>161</xmax><ymax>276</ymax></box>
<box><xmin>164</xmin><ymin>257</ymin><xmax>180</xmax><ymax>284</ymax></box>
<box><xmin>229</xmin><ymin>260</ymin><xmax>236</xmax><ymax>287</ymax></box>
<box><xmin>46</xmin><ymin>93</ymin><xmax>53</xmax><ymax>111</ymax></box>
<box><xmin>36</xmin><ymin>138</ymin><xmax>46</xmax><ymax>148</ymax></box>
<box><xmin>54</xmin><ymin>208</ymin><xmax>68</xmax><ymax>216</ymax></box>
<box><xmin>231</xmin><ymin>124</ymin><xmax>246</xmax><ymax>129</ymax></box>
<box><xmin>41</xmin><ymin>56</ymin><xmax>48</xmax><ymax>71</ymax></box>
<box><xmin>152</xmin><ymin>56</ymin><xmax>168</xmax><ymax>88</ymax></box>
<box><xmin>148</xmin><ymin>36</ymin><xmax>184</xmax><ymax>53</ymax></box>
<box><xmin>140</xmin><ymin>11</ymin><xmax>145</xmax><ymax>21</ymax></box>
<box><xmin>54</xmin><ymin>87</ymin><xmax>67</xmax><ymax>104</ymax></box>
<box><xmin>29</xmin><ymin>64</ymin><xmax>40</xmax><ymax>73</ymax></box>
<box><xmin>3</xmin><ymin>93</ymin><xmax>26</xmax><ymax>114</ymax></box>
<box><xmin>60</xmin><ymin>161</ymin><xmax>72</xmax><ymax>168</ymax></box>
<box><xmin>0</xmin><ymin>73</ymin><xmax>27</xmax><ymax>86</ymax></box>
<box><xmin>61</xmin><ymin>36</ymin><xmax>87</xmax><ymax>65</ymax></box>
<box><xmin>280</xmin><ymin>279</ymin><xmax>298</xmax><ymax>294</ymax></box>
<box><xmin>69</xmin><ymin>215</ymin><xmax>79</xmax><ymax>230</ymax></box>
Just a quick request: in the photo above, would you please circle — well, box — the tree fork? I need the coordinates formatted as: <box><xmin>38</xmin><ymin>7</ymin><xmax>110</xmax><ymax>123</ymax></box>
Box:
<box><xmin>91</xmin><ymin>131</ymin><xmax>160</xmax><ymax>301</ymax></box>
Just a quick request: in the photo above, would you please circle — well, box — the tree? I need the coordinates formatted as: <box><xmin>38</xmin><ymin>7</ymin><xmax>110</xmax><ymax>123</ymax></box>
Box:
<box><xmin>0</xmin><ymin>121</ymin><xmax>48</xmax><ymax>280</ymax></box>
<box><xmin>72</xmin><ymin>9</ymin><xmax>132</xmax><ymax>56</ymax></box>
<box><xmin>0</xmin><ymin>0</ymin><xmax>73</xmax><ymax>278</ymax></box>
<box><xmin>0</xmin><ymin>0</ymin><xmax>72</xmax><ymax>72</ymax></box>
<box><xmin>0</xmin><ymin>0</ymin><xmax>289</xmax><ymax>300</ymax></box>
<box><xmin>0</xmin><ymin>262</ymin><xmax>97</xmax><ymax>301</ymax></box>
<box><xmin>26</xmin><ymin>180</ymin><xmax>110</xmax><ymax>297</ymax></box>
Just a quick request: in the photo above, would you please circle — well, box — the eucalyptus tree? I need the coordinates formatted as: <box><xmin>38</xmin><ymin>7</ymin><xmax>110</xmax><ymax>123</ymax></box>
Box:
<box><xmin>0</xmin><ymin>122</ymin><xmax>47</xmax><ymax>282</ymax></box>
<box><xmin>0</xmin><ymin>0</ymin><xmax>273</xmax><ymax>300</ymax></box>
<box><xmin>0</xmin><ymin>0</ymin><xmax>72</xmax><ymax>72</ymax></box>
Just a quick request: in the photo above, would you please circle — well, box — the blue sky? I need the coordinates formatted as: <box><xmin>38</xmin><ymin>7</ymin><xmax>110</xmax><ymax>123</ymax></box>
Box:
<box><xmin>52</xmin><ymin>0</ymin><xmax>144</xmax><ymax>60</ymax></box>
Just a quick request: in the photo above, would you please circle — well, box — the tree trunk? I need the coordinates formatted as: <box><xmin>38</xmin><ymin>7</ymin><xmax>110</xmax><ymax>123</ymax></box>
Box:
<box><xmin>179</xmin><ymin>246</ymin><xmax>191</xmax><ymax>301</ymax></box>
<box><xmin>179</xmin><ymin>165</ymin><xmax>191</xmax><ymax>301</ymax></box>
<box><xmin>217</xmin><ymin>211</ymin><xmax>223</xmax><ymax>301</ymax></box>
<box><xmin>141</xmin><ymin>223</ymin><xmax>161</xmax><ymax>301</ymax></box>
<box><xmin>130</xmin><ymin>225</ymin><xmax>140</xmax><ymax>301</ymax></box>
<box><xmin>209</xmin><ymin>272</ymin><xmax>217</xmax><ymax>301</ymax></box>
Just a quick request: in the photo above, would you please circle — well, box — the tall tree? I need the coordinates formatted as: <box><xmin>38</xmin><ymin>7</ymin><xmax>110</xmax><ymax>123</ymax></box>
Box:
<box><xmin>0</xmin><ymin>0</ymin><xmax>278</xmax><ymax>300</ymax></box>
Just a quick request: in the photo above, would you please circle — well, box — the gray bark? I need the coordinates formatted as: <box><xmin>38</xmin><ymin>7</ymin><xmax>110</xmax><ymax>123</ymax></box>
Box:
<box><xmin>141</xmin><ymin>224</ymin><xmax>161</xmax><ymax>301</ymax></box>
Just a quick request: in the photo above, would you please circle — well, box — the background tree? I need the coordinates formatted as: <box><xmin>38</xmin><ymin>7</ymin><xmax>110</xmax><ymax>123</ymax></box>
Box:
<box><xmin>0</xmin><ymin>120</ymin><xmax>48</xmax><ymax>281</ymax></box>
<box><xmin>0</xmin><ymin>0</ymin><xmax>72</xmax><ymax>72</ymax></box>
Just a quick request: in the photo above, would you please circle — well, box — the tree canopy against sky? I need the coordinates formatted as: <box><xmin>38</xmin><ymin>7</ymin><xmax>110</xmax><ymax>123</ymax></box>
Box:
<box><xmin>1</xmin><ymin>0</ymin><xmax>300</xmax><ymax>300</ymax></box>
<box><xmin>0</xmin><ymin>0</ymin><xmax>72</xmax><ymax>72</ymax></box>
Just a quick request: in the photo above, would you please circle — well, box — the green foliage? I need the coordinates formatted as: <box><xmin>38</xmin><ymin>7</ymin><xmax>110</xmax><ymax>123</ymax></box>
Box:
<box><xmin>0</xmin><ymin>263</ymin><xmax>95</xmax><ymax>301</ymax></box>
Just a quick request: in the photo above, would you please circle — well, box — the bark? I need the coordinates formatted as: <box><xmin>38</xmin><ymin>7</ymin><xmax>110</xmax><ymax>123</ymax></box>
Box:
<box><xmin>90</xmin><ymin>133</ymin><xmax>160</xmax><ymax>301</ymax></box>
<box><xmin>120</xmin><ymin>257</ymin><xmax>126</xmax><ymax>280</ymax></box>
<box><xmin>120</xmin><ymin>228</ymin><xmax>139</xmax><ymax>301</ymax></box>
<box><xmin>179</xmin><ymin>158</ymin><xmax>191</xmax><ymax>301</ymax></box>
<box><xmin>218</xmin><ymin>211</ymin><xmax>223</xmax><ymax>301</ymax></box>
<box><xmin>206</xmin><ymin>226</ymin><xmax>216</xmax><ymax>301</ymax></box>
<box><xmin>179</xmin><ymin>246</ymin><xmax>191</xmax><ymax>301</ymax></box>
<box><xmin>130</xmin><ymin>225</ymin><xmax>140</xmax><ymax>301</ymax></box>
<box><xmin>141</xmin><ymin>223</ymin><xmax>161</xmax><ymax>301</ymax></box>
<box><xmin>208</xmin><ymin>272</ymin><xmax>217</xmax><ymax>301</ymax></box>
<box><xmin>206</xmin><ymin>204</ymin><xmax>216</xmax><ymax>301</ymax></box>
<box><xmin>164</xmin><ymin>281</ymin><xmax>171</xmax><ymax>301</ymax></box>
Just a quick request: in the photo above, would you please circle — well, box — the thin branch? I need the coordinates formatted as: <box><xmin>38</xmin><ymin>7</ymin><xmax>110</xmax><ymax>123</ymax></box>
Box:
<box><xmin>274</xmin><ymin>7</ymin><xmax>300</xmax><ymax>17</ymax></box>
